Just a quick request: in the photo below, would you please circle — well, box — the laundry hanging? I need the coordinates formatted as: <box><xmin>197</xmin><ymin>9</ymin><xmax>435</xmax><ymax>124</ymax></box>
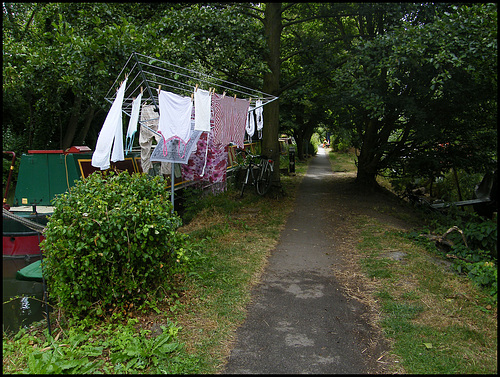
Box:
<box><xmin>125</xmin><ymin>92</ymin><xmax>142</xmax><ymax>153</ymax></box>
<box><xmin>100</xmin><ymin>52</ymin><xmax>279</xmax><ymax>212</ymax></box>
<box><xmin>158</xmin><ymin>90</ymin><xmax>193</xmax><ymax>158</ymax></box>
<box><xmin>91</xmin><ymin>78</ymin><xmax>127</xmax><ymax>170</ymax></box>
<box><xmin>245</xmin><ymin>106</ymin><xmax>256</xmax><ymax>138</ymax></box>
<box><xmin>139</xmin><ymin>104</ymin><xmax>171</xmax><ymax>175</ymax></box>
<box><xmin>181</xmin><ymin>129</ymin><xmax>229</xmax><ymax>193</ymax></box>
<box><xmin>255</xmin><ymin>99</ymin><xmax>264</xmax><ymax>139</ymax></box>
<box><xmin>231</xmin><ymin>96</ymin><xmax>250</xmax><ymax>148</ymax></box>
<box><xmin>151</xmin><ymin>107</ymin><xmax>202</xmax><ymax>164</ymax></box>
<box><xmin>211</xmin><ymin>93</ymin><xmax>250</xmax><ymax>149</ymax></box>
<box><xmin>194</xmin><ymin>88</ymin><xmax>212</xmax><ymax>132</ymax></box>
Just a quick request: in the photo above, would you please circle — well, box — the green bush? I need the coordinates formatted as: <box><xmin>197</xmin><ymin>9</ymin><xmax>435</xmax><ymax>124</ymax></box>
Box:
<box><xmin>332</xmin><ymin>140</ymin><xmax>351</xmax><ymax>153</ymax></box>
<box><xmin>410</xmin><ymin>213</ymin><xmax>497</xmax><ymax>302</ymax></box>
<box><xmin>41</xmin><ymin>171</ymin><xmax>191</xmax><ymax>318</ymax></box>
<box><xmin>432</xmin><ymin>170</ymin><xmax>484</xmax><ymax>202</ymax></box>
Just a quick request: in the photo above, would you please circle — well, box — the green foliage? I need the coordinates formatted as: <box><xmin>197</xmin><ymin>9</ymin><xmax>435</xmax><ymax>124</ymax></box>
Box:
<box><xmin>408</xmin><ymin>213</ymin><xmax>497</xmax><ymax>302</ymax></box>
<box><xmin>389</xmin><ymin>169</ymin><xmax>485</xmax><ymax>205</ymax></box>
<box><xmin>2</xmin><ymin>3</ymin><xmax>267</xmax><ymax>153</ymax></box>
<box><xmin>308</xmin><ymin>133</ymin><xmax>319</xmax><ymax>155</ymax></box>
<box><xmin>452</xmin><ymin>217</ymin><xmax>497</xmax><ymax>258</ymax></box>
<box><xmin>453</xmin><ymin>258</ymin><xmax>497</xmax><ymax>300</ymax></box>
<box><xmin>332</xmin><ymin>141</ymin><xmax>350</xmax><ymax>153</ymax></box>
<box><xmin>41</xmin><ymin>171</ymin><xmax>191</xmax><ymax>318</ymax></box>
<box><xmin>331</xmin><ymin>3</ymin><xmax>497</xmax><ymax>185</ymax></box>
<box><xmin>446</xmin><ymin>216</ymin><xmax>497</xmax><ymax>301</ymax></box>
<box><xmin>2</xmin><ymin>129</ymin><xmax>24</xmax><ymax>193</ymax></box>
<box><xmin>3</xmin><ymin>319</ymin><xmax>183</xmax><ymax>374</ymax></box>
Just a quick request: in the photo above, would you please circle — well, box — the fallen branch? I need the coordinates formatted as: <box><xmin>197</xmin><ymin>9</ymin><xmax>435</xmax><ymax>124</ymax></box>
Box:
<box><xmin>445</xmin><ymin>253</ymin><xmax>474</xmax><ymax>264</ymax></box>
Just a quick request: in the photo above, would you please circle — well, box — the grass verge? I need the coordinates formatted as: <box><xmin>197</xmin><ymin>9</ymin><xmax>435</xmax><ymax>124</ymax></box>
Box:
<box><xmin>326</xmin><ymin>149</ymin><xmax>497</xmax><ymax>374</ymax></box>
<box><xmin>2</xmin><ymin>160</ymin><xmax>310</xmax><ymax>374</ymax></box>
<box><xmin>355</xmin><ymin>218</ymin><xmax>497</xmax><ymax>374</ymax></box>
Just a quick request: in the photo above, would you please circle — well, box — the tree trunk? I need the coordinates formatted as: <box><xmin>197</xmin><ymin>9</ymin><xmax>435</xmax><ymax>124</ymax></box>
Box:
<box><xmin>355</xmin><ymin>158</ymin><xmax>379</xmax><ymax>188</ymax></box>
<box><xmin>303</xmin><ymin>126</ymin><xmax>315</xmax><ymax>156</ymax></box>
<box><xmin>62</xmin><ymin>94</ymin><xmax>82</xmax><ymax>150</ymax></box>
<box><xmin>262</xmin><ymin>3</ymin><xmax>282</xmax><ymax>183</ymax></box>
<box><xmin>355</xmin><ymin>118</ymin><xmax>381</xmax><ymax>189</ymax></box>
<box><xmin>294</xmin><ymin>130</ymin><xmax>305</xmax><ymax>161</ymax></box>
<box><xmin>74</xmin><ymin>105</ymin><xmax>95</xmax><ymax>146</ymax></box>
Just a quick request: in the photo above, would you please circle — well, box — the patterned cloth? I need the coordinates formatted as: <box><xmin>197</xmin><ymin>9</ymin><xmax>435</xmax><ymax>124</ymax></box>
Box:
<box><xmin>150</xmin><ymin>107</ymin><xmax>202</xmax><ymax>164</ymax></box>
<box><xmin>158</xmin><ymin>90</ymin><xmax>193</xmax><ymax>157</ymax></box>
<box><xmin>181</xmin><ymin>126</ymin><xmax>228</xmax><ymax>193</ymax></box>
<box><xmin>211</xmin><ymin>93</ymin><xmax>249</xmax><ymax>149</ymax></box>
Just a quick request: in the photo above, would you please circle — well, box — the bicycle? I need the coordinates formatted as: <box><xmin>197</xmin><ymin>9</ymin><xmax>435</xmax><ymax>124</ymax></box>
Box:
<box><xmin>238</xmin><ymin>150</ymin><xmax>274</xmax><ymax>197</ymax></box>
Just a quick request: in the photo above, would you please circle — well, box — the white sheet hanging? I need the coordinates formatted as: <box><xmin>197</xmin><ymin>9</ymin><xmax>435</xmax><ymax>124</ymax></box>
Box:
<box><xmin>158</xmin><ymin>90</ymin><xmax>193</xmax><ymax>154</ymax></box>
<box><xmin>125</xmin><ymin>92</ymin><xmax>142</xmax><ymax>153</ymax></box>
<box><xmin>92</xmin><ymin>78</ymin><xmax>127</xmax><ymax>170</ymax></box>
<box><xmin>194</xmin><ymin>88</ymin><xmax>212</xmax><ymax>132</ymax></box>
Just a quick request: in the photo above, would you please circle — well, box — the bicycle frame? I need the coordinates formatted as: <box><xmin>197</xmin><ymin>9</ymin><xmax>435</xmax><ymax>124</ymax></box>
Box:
<box><xmin>239</xmin><ymin>151</ymin><xmax>274</xmax><ymax>197</ymax></box>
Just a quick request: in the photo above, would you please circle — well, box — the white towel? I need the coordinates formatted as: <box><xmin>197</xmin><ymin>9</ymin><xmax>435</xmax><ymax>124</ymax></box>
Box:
<box><xmin>92</xmin><ymin>78</ymin><xmax>127</xmax><ymax>170</ymax></box>
<box><xmin>194</xmin><ymin>88</ymin><xmax>212</xmax><ymax>132</ymax></box>
<box><xmin>125</xmin><ymin>92</ymin><xmax>142</xmax><ymax>153</ymax></box>
<box><xmin>158</xmin><ymin>90</ymin><xmax>193</xmax><ymax>145</ymax></box>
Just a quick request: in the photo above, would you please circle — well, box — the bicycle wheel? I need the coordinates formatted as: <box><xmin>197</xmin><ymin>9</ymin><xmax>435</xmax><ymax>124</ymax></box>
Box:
<box><xmin>256</xmin><ymin>160</ymin><xmax>273</xmax><ymax>195</ymax></box>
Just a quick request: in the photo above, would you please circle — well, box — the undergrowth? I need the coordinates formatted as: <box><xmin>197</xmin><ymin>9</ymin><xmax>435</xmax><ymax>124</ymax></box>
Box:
<box><xmin>356</xmin><ymin>219</ymin><xmax>497</xmax><ymax>374</ymax></box>
<box><xmin>408</xmin><ymin>211</ymin><xmax>497</xmax><ymax>304</ymax></box>
<box><xmin>3</xmin><ymin>161</ymin><xmax>308</xmax><ymax>374</ymax></box>
<box><xmin>2</xmin><ymin>318</ymin><xmax>189</xmax><ymax>374</ymax></box>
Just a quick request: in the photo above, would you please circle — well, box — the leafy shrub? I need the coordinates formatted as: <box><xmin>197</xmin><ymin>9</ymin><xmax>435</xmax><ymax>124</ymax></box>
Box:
<box><xmin>41</xmin><ymin>171</ymin><xmax>191</xmax><ymax>318</ymax></box>
<box><xmin>444</xmin><ymin>216</ymin><xmax>497</xmax><ymax>258</ymax></box>
<box><xmin>332</xmin><ymin>140</ymin><xmax>351</xmax><ymax>153</ymax></box>
<box><xmin>410</xmin><ymin>213</ymin><xmax>497</xmax><ymax>302</ymax></box>
<box><xmin>462</xmin><ymin>219</ymin><xmax>497</xmax><ymax>258</ymax></box>
<box><xmin>432</xmin><ymin>170</ymin><xmax>484</xmax><ymax>202</ymax></box>
<box><xmin>453</xmin><ymin>258</ymin><xmax>497</xmax><ymax>301</ymax></box>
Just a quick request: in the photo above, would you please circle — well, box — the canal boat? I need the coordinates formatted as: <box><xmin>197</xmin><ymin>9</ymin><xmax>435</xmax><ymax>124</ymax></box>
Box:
<box><xmin>2</xmin><ymin>146</ymin><xmax>142</xmax><ymax>258</ymax></box>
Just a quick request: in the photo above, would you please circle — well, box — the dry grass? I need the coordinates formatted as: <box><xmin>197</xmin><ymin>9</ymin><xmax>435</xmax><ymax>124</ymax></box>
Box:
<box><xmin>172</xmin><ymin>172</ymin><xmax>305</xmax><ymax>373</ymax></box>
<box><xmin>324</xmin><ymin>150</ymin><xmax>497</xmax><ymax>373</ymax></box>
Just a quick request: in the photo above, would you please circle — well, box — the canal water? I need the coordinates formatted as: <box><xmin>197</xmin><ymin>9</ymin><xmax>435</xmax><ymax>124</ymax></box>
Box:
<box><xmin>2</xmin><ymin>256</ymin><xmax>49</xmax><ymax>334</ymax></box>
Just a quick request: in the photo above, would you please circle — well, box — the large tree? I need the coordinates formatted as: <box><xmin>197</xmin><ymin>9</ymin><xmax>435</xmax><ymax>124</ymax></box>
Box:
<box><xmin>4</xmin><ymin>3</ymin><xmax>496</xmax><ymax>193</ymax></box>
<box><xmin>3</xmin><ymin>3</ymin><xmax>170</xmax><ymax>150</ymax></box>
<box><xmin>330</xmin><ymin>3</ymin><xmax>497</xmax><ymax>188</ymax></box>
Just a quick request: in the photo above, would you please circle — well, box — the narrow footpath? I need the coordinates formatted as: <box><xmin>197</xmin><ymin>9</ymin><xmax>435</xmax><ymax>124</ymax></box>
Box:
<box><xmin>222</xmin><ymin>147</ymin><xmax>388</xmax><ymax>374</ymax></box>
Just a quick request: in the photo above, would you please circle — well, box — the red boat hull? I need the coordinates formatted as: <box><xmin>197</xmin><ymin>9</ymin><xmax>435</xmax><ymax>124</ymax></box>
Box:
<box><xmin>3</xmin><ymin>234</ymin><xmax>45</xmax><ymax>257</ymax></box>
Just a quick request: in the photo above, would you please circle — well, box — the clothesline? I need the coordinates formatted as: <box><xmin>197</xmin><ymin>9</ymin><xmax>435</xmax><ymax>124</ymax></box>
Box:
<box><xmin>96</xmin><ymin>52</ymin><xmax>277</xmax><ymax>211</ymax></box>
<box><xmin>104</xmin><ymin>52</ymin><xmax>278</xmax><ymax>119</ymax></box>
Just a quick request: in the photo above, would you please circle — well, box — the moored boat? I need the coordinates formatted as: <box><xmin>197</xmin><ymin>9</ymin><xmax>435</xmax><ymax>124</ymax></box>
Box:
<box><xmin>16</xmin><ymin>259</ymin><xmax>43</xmax><ymax>282</ymax></box>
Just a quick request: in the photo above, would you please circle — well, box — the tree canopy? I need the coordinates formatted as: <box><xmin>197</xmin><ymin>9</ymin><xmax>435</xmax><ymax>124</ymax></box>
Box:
<box><xmin>3</xmin><ymin>3</ymin><xmax>497</xmax><ymax>191</ymax></box>
<box><xmin>329</xmin><ymin>3</ymin><xmax>497</xmax><ymax>186</ymax></box>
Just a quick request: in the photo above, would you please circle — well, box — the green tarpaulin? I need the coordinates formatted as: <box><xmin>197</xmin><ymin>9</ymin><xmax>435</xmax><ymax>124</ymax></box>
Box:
<box><xmin>16</xmin><ymin>260</ymin><xmax>43</xmax><ymax>282</ymax></box>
